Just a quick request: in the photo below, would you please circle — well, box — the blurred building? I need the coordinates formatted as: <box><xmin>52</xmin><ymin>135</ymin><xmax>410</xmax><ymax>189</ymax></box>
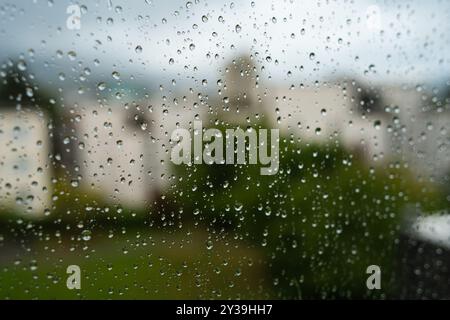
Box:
<box><xmin>69</xmin><ymin>93</ymin><xmax>206</xmax><ymax>208</ymax></box>
<box><xmin>71</xmin><ymin>102</ymin><xmax>156</xmax><ymax>209</ymax></box>
<box><xmin>268</xmin><ymin>84</ymin><xmax>390</xmax><ymax>163</ymax></box>
<box><xmin>383</xmin><ymin>86</ymin><xmax>450</xmax><ymax>179</ymax></box>
<box><xmin>0</xmin><ymin>109</ymin><xmax>51</xmax><ymax>215</ymax></box>
<box><xmin>214</xmin><ymin>58</ymin><xmax>392</xmax><ymax>164</ymax></box>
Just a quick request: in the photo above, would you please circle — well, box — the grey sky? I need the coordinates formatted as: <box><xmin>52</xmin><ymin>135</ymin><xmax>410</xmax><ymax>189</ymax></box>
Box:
<box><xmin>1</xmin><ymin>0</ymin><xmax>449</xmax><ymax>91</ymax></box>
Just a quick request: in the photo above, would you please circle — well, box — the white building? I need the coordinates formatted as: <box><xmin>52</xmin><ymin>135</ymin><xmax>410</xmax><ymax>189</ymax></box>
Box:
<box><xmin>71</xmin><ymin>94</ymin><xmax>207</xmax><ymax>208</ymax></box>
<box><xmin>265</xmin><ymin>84</ymin><xmax>390</xmax><ymax>162</ymax></box>
<box><xmin>0</xmin><ymin>109</ymin><xmax>51</xmax><ymax>215</ymax></box>
<box><xmin>383</xmin><ymin>86</ymin><xmax>450</xmax><ymax>178</ymax></box>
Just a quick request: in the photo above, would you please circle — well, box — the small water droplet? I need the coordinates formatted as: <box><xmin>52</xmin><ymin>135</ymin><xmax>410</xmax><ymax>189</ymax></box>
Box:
<box><xmin>97</xmin><ymin>82</ymin><xmax>106</xmax><ymax>91</ymax></box>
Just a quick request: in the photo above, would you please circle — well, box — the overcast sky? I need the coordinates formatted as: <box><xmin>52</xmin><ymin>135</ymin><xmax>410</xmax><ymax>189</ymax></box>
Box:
<box><xmin>1</xmin><ymin>0</ymin><xmax>449</xmax><ymax>92</ymax></box>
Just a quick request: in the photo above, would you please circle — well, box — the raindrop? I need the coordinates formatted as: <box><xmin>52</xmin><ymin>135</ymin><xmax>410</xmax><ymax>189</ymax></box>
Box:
<box><xmin>112</xmin><ymin>71</ymin><xmax>120</xmax><ymax>80</ymax></box>
<box><xmin>17</xmin><ymin>60</ymin><xmax>27</xmax><ymax>71</ymax></box>
<box><xmin>81</xmin><ymin>230</ymin><xmax>91</xmax><ymax>241</ymax></box>
<box><xmin>97</xmin><ymin>82</ymin><xmax>107</xmax><ymax>91</ymax></box>
<box><xmin>67</xmin><ymin>50</ymin><xmax>77</xmax><ymax>61</ymax></box>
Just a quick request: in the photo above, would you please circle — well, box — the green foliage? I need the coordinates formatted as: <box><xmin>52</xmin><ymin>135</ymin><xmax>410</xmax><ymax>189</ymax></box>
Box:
<box><xmin>168</xmin><ymin>127</ymin><xmax>449</xmax><ymax>299</ymax></box>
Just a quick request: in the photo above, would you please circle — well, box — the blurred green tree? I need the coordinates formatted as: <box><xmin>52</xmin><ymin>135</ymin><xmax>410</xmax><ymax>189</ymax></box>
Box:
<box><xmin>168</xmin><ymin>121</ymin><xmax>448</xmax><ymax>299</ymax></box>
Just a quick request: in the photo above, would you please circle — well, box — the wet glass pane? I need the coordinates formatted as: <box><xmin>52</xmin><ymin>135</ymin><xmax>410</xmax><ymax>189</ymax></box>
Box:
<box><xmin>0</xmin><ymin>0</ymin><xmax>449</xmax><ymax>300</ymax></box>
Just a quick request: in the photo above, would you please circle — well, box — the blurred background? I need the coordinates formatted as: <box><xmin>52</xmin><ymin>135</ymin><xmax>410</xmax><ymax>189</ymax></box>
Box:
<box><xmin>0</xmin><ymin>0</ymin><xmax>449</xmax><ymax>299</ymax></box>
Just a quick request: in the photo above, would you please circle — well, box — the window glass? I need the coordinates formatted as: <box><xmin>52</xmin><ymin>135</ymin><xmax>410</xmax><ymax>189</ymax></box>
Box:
<box><xmin>0</xmin><ymin>0</ymin><xmax>449</xmax><ymax>299</ymax></box>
